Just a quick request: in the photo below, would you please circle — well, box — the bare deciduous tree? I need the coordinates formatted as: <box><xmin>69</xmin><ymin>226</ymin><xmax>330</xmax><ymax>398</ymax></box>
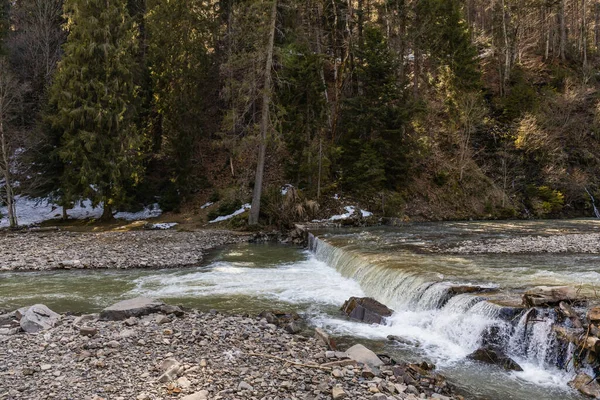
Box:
<box><xmin>0</xmin><ymin>59</ymin><xmax>23</xmax><ymax>228</ymax></box>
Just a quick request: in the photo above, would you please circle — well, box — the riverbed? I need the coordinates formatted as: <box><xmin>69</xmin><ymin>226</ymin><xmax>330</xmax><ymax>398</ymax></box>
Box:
<box><xmin>2</xmin><ymin>220</ymin><xmax>600</xmax><ymax>399</ymax></box>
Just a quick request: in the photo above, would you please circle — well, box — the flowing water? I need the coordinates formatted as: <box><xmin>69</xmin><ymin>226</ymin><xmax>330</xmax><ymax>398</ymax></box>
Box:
<box><xmin>2</xmin><ymin>220</ymin><xmax>600</xmax><ymax>399</ymax></box>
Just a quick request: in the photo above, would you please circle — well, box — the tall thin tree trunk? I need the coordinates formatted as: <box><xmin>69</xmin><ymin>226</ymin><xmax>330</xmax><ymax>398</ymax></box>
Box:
<box><xmin>582</xmin><ymin>0</ymin><xmax>588</xmax><ymax>68</ymax></box>
<box><xmin>501</xmin><ymin>0</ymin><xmax>511</xmax><ymax>92</ymax></box>
<box><xmin>594</xmin><ymin>2</ymin><xmax>600</xmax><ymax>50</ymax></box>
<box><xmin>249</xmin><ymin>0</ymin><xmax>277</xmax><ymax>226</ymax></box>
<box><xmin>0</xmin><ymin>123</ymin><xmax>17</xmax><ymax>228</ymax></box>
<box><xmin>559</xmin><ymin>0</ymin><xmax>567</xmax><ymax>60</ymax></box>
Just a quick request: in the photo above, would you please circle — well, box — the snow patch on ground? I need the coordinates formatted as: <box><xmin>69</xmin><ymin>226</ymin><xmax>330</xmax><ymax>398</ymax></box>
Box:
<box><xmin>325</xmin><ymin>205</ymin><xmax>373</xmax><ymax>222</ymax></box>
<box><xmin>201</xmin><ymin>202</ymin><xmax>214</xmax><ymax>209</ymax></box>
<box><xmin>0</xmin><ymin>196</ymin><xmax>163</xmax><ymax>228</ymax></box>
<box><xmin>329</xmin><ymin>206</ymin><xmax>357</xmax><ymax>221</ymax></box>
<box><xmin>149</xmin><ymin>222</ymin><xmax>178</xmax><ymax>230</ymax></box>
<box><xmin>209</xmin><ymin>204</ymin><xmax>251</xmax><ymax>223</ymax></box>
<box><xmin>114</xmin><ymin>204</ymin><xmax>162</xmax><ymax>221</ymax></box>
<box><xmin>281</xmin><ymin>184</ymin><xmax>293</xmax><ymax>195</ymax></box>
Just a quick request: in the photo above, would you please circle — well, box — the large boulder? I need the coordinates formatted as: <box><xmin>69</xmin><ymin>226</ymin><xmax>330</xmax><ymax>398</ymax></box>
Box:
<box><xmin>467</xmin><ymin>346</ymin><xmax>523</xmax><ymax>371</ymax></box>
<box><xmin>523</xmin><ymin>286</ymin><xmax>578</xmax><ymax>307</ymax></box>
<box><xmin>570</xmin><ymin>373</ymin><xmax>600</xmax><ymax>398</ymax></box>
<box><xmin>100</xmin><ymin>297</ymin><xmax>165</xmax><ymax>321</ymax></box>
<box><xmin>19</xmin><ymin>304</ymin><xmax>61</xmax><ymax>333</ymax></box>
<box><xmin>345</xmin><ymin>344</ymin><xmax>384</xmax><ymax>369</ymax></box>
<box><xmin>341</xmin><ymin>297</ymin><xmax>393</xmax><ymax>324</ymax></box>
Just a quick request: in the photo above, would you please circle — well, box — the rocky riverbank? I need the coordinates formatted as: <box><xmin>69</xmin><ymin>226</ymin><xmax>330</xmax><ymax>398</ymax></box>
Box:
<box><xmin>0</xmin><ymin>230</ymin><xmax>250</xmax><ymax>271</ymax></box>
<box><xmin>443</xmin><ymin>232</ymin><xmax>600</xmax><ymax>254</ymax></box>
<box><xmin>0</xmin><ymin>300</ymin><xmax>460</xmax><ymax>400</ymax></box>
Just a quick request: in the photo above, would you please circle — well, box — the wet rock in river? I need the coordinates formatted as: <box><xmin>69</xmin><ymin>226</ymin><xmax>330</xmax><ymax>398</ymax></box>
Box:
<box><xmin>19</xmin><ymin>304</ymin><xmax>60</xmax><ymax>333</ymax></box>
<box><xmin>467</xmin><ymin>346</ymin><xmax>523</xmax><ymax>372</ymax></box>
<box><xmin>523</xmin><ymin>286</ymin><xmax>579</xmax><ymax>307</ymax></box>
<box><xmin>570</xmin><ymin>372</ymin><xmax>600</xmax><ymax>398</ymax></box>
<box><xmin>448</xmin><ymin>285</ymin><xmax>492</xmax><ymax>295</ymax></box>
<box><xmin>341</xmin><ymin>297</ymin><xmax>393</xmax><ymax>324</ymax></box>
<box><xmin>100</xmin><ymin>297</ymin><xmax>165</xmax><ymax>321</ymax></box>
<box><xmin>588</xmin><ymin>306</ymin><xmax>600</xmax><ymax>323</ymax></box>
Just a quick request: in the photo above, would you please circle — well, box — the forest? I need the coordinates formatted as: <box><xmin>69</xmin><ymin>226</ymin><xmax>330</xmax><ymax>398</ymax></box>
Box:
<box><xmin>1</xmin><ymin>0</ymin><xmax>600</xmax><ymax>227</ymax></box>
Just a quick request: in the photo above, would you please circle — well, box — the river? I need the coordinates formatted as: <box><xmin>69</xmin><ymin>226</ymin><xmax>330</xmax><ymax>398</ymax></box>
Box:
<box><xmin>2</xmin><ymin>219</ymin><xmax>599</xmax><ymax>399</ymax></box>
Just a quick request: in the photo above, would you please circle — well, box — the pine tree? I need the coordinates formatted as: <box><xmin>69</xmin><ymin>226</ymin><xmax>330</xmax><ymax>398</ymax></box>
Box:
<box><xmin>48</xmin><ymin>0</ymin><xmax>143</xmax><ymax>220</ymax></box>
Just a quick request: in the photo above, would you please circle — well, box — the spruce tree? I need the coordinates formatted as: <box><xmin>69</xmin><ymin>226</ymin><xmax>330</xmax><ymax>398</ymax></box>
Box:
<box><xmin>48</xmin><ymin>0</ymin><xmax>143</xmax><ymax>220</ymax></box>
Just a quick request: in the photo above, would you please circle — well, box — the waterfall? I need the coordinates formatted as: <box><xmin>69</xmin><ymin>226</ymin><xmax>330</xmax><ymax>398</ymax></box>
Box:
<box><xmin>584</xmin><ymin>187</ymin><xmax>600</xmax><ymax>219</ymax></box>
<box><xmin>308</xmin><ymin>233</ymin><xmax>576</xmax><ymax>375</ymax></box>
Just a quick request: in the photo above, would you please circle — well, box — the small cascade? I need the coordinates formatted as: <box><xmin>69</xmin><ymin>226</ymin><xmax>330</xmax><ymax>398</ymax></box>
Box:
<box><xmin>508</xmin><ymin>308</ymin><xmax>563</xmax><ymax>368</ymax></box>
<box><xmin>309</xmin><ymin>234</ymin><xmax>454</xmax><ymax>311</ymax></box>
<box><xmin>585</xmin><ymin>187</ymin><xmax>600</xmax><ymax>219</ymax></box>
<box><xmin>309</xmin><ymin>233</ymin><xmax>578</xmax><ymax>380</ymax></box>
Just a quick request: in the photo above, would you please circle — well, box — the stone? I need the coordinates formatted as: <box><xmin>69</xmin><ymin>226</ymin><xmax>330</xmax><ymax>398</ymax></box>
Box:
<box><xmin>177</xmin><ymin>376</ymin><xmax>191</xmax><ymax>389</ymax></box>
<box><xmin>588</xmin><ymin>306</ymin><xmax>600</xmax><ymax>323</ymax></box>
<box><xmin>315</xmin><ymin>328</ymin><xmax>336</xmax><ymax>350</ymax></box>
<box><xmin>159</xmin><ymin>305</ymin><xmax>184</xmax><ymax>317</ymax></box>
<box><xmin>156</xmin><ymin>315</ymin><xmax>171</xmax><ymax>324</ymax></box>
<box><xmin>332</xmin><ymin>386</ymin><xmax>347</xmax><ymax>400</ymax></box>
<box><xmin>238</xmin><ymin>381</ymin><xmax>253</xmax><ymax>391</ymax></box>
<box><xmin>0</xmin><ymin>327</ymin><xmax>20</xmax><ymax>335</ymax></box>
<box><xmin>448</xmin><ymin>285</ymin><xmax>491</xmax><ymax>295</ymax></box>
<box><xmin>73</xmin><ymin>314</ymin><xmax>97</xmax><ymax>327</ymax></box>
<box><xmin>362</xmin><ymin>365</ymin><xmax>376</xmax><ymax>378</ymax></box>
<box><xmin>19</xmin><ymin>304</ymin><xmax>61</xmax><ymax>333</ymax></box>
<box><xmin>80</xmin><ymin>326</ymin><xmax>98</xmax><ymax>337</ymax></box>
<box><xmin>466</xmin><ymin>346</ymin><xmax>523</xmax><ymax>371</ymax></box>
<box><xmin>284</xmin><ymin>321</ymin><xmax>302</xmax><ymax>334</ymax></box>
<box><xmin>158</xmin><ymin>365</ymin><xmax>181</xmax><ymax>383</ymax></box>
<box><xmin>569</xmin><ymin>372</ymin><xmax>600</xmax><ymax>398</ymax></box>
<box><xmin>181</xmin><ymin>391</ymin><xmax>209</xmax><ymax>400</ymax></box>
<box><xmin>341</xmin><ymin>297</ymin><xmax>393</xmax><ymax>325</ymax></box>
<box><xmin>345</xmin><ymin>344</ymin><xmax>384</xmax><ymax>368</ymax></box>
<box><xmin>40</xmin><ymin>364</ymin><xmax>52</xmax><ymax>371</ymax></box>
<box><xmin>523</xmin><ymin>286</ymin><xmax>578</xmax><ymax>307</ymax></box>
<box><xmin>100</xmin><ymin>298</ymin><xmax>165</xmax><ymax>321</ymax></box>
<box><xmin>119</xmin><ymin>329</ymin><xmax>136</xmax><ymax>338</ymax></box>
<box><xmin>15</xmin><ymin>306</ymin><xmax>30</xmax><ymax>320</ymax></box>
<box><xmin>124</xmin><ymin>317</ymin><xmax>138</xmax><ymax>326</ymax></box>
<box><xmin>159</xmin><ymin>359</ymin><xmax>181</xmax><ymax>372</ymax></box>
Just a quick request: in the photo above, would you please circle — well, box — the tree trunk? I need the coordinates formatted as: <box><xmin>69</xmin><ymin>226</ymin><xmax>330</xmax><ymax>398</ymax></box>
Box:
<box><xmin>582</xmin><ymin>0</ymin><xmax>588</xmax><ymax>68</ymax></box>
<box><xmin>101</xmin><ymin>198</ymin><xmax>113</xmax><ymax>221</ymax></box>
<box><xmin>559</xmin><ymin>0</ymin><xmax>567</xmax><ymax>61</ymax></box>
<box><xmin>501</xmin><ymin>0</ymin><xmax>511</xmax><ymax>93</ymax></box>
<box><xmin>0</xmin><ymin>122</ymin><xmax>17</xmax><ymax>228</ymax></box>
<box><xmin>595</xmin><ymin>2</ymin><xmax>600</xmax><ymax>50</ymax></box>
<box><xmin>249</xmin><ymin>0</ymin><xmax>277</xmax><ymax>226</ymax></box>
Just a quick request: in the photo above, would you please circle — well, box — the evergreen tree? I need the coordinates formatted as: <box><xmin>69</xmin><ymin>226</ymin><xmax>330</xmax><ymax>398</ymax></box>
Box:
<box><xmin>146</xmin><ymin>0</ymin><xmax>212</xmax><ymax>203</ymax></box>
<box><xmin>338</xmin><ymin>26</ymin><xmax>411</xmax><ymax>196</ymax></box>
<box><xmin>48</xmin><ymin>0</ymin><xmax>143</xmax><ymax>220</ymax></box>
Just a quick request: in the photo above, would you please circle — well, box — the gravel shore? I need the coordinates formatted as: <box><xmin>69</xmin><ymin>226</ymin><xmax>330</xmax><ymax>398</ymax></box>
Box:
<box><xmin>443</xmin><ymin>233</ymin><xmax>600</xmax><ymax>254</ymax></box>
<box><xmin>0</xmin><ymin>230</ymin><xmax>250</xmax><ymax>271</ymax></box>
<box><xmin>0</xmin><ymin>308</ymin><xmax>458</xmax><ymax>400</ymax></box>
